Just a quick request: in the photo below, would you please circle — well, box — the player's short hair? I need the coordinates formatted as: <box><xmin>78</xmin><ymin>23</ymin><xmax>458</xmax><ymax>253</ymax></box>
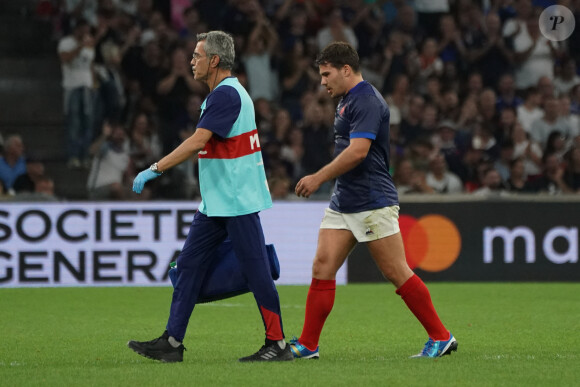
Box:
<box><xmin>197</xmin><ymin>31</ymin><xmax>235</xmax><ymax>70</ymax></box>
<box><xmin>315</xmin><ymin>42</ymin><xmax>360</xmax><ymax>73</ymax></box>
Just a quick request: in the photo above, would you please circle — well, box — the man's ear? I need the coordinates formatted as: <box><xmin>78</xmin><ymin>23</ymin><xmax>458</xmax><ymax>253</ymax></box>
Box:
<box><xmin>211</xmin><ymin>55</ymin><xmax>220</xmax><ymax>68</ymax></box>
<box><xmin>342</xmin><ymin>64</ymin><xmax>351</xmax><ymax>77</ymax></box>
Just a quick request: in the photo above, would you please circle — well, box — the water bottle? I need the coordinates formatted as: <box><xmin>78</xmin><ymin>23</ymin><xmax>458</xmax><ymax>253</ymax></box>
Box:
<box><xmin>168</xmin><ymin>261</ymin><xmax>178</xmax><ymax>287</ymax></box>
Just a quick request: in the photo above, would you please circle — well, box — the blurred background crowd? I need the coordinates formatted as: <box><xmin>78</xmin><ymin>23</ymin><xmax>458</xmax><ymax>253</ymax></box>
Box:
<box><xmin>1</xmin><ymin>0</ymin><xmax>580</xmax><ymax>202</ymax></box>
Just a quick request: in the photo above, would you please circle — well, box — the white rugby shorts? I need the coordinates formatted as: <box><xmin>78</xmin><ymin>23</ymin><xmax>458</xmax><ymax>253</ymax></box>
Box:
<box><xmin>319</xmin><ymin>205</ymin><xmax>401</xmax><ymax>242</ymax></box>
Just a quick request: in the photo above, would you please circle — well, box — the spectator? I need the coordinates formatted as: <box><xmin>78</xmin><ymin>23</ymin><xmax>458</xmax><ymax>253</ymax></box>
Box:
<box><xmin>129</xmin><ymin>112</ymin><xmax>162</xmax><ymax>171</ymax></box>
<box><xmin>400</xmin><ymin>95</ymin><xmax>426</xmax><ymax>146</ymax></box>
<box><xmin>316</xmin><ymin>8</ymin><xmax>358</xmax><ymax>51</ymax></box>
<box><xmin>414</xmin><ymin>0</ymin><xmax>450</xmax><ymax>38</ymax></box>
<box><xmin>57</xmin><ymin>18</ymin><xmax>96</xmax><ymax>169</ymax></box>
<box><xmin>279</xmin><ymin>41</ymin><xmax>318</xmax><ymax>121</ymax></box>
<box><xmin>280</xmin><ymin>126</ymin><xmax>304</xmax><ymax>182</ymax></box>
<box><xmin>274</xmin><ymin>2</ymin><xmax>311</xmax><ymax>53</ymax></box>
<box><xmin>456</xmin><ymin>96</ymin><xmax>479</xmax><ymax>133</ymax></box>
<box><xmin>471</xmin><ymin>122</ymin><xmax>499</xmax><ymax>161</ymax></box>
<box><xmin>179</xmin><ymin>6</ymin><xmax>206</xmax><ymax>40</ymax></box>
<box><xmin>62</xmin><ymin>0</ymin><xmax>98</xmax><ymax>32</ymax></box>
<box><xmin>472</xmin><ymin>167</ymin><xmax>506</xmax><ymax>196</ymax></box>
<box><xmin>0</xmin><ymin>135</ymin><xmax>27</xmax><ymax>194</ymax></box>
<box><xmin>462</xmin><ymin>71</ymin><xmax>483</xmax><ymax>101</ymax></box>
<box><xmin>511</xmin><ymin>122</ymin><xmax>543</xmax><ymax>178</ymax></box>
<box><xmin>530</xmin><ymin>96</ymin><xmax>574</xmax><ymax>149</ymax></box>
<box><xmin>423</xmin><ymin>75</ymin><xmax>443</xmax><ymax>107</ymax></box>
<box><xmin>537</xmin><ymin>75</ymin><xmax>556</xmax><ymax>104</ymax></box>
<box><xmin>385</xmin><ymin>74</ymin><xmax>411</xmax><ymax>118</ymax></box>
<box><xmin>268</xmin><ymin>176</ymin><xmax>292</xmax><ymax>200</ymax></box>
<box><xmin>393</xmin><ymin>158</ymin><xmax>433</xmax><ymax>194</ymax></box>
<box><xmin>570</xmin><ymin>84</ymin><xmax>580</xmax><ymax>114</ymax></box>
<box><xmin>378</xmin><ymin>30</ymin><xmax>407</xmax><ymax>94</ymax></box>
<box><xmin>412</xmin><ymin>38</ymin><xmax>443</xmax><ymax>96</ymax></box>
<box><xmin>563</xmin><ymin>147</ymin><xmax>580</xmax><ymax>192</ymax></box>
<box><xmin>390</xmin><ymin>4</ymin><xmax>425</xmax><ymax>49</ymax></box>
<box><xmin>512</xmin><ymin>14</ymin><xmax>558</xmax><ymax>90</ymax></box>
<box><xmin>544</xmin><ymin>130</ymin><xmax>568</xmax><ymax>162</ymax></box>
<box><xmin>425</xmin><ymin>152</ymin><xmax>463</xmax><ymax>193</ymax></box>
<box><xmin>432</xmin><ymin>119</ymin><xmax>468</xmax><ymax>176</ymax></box>
<box><xmin>517</xmin><ymin>86</ymin><xmax>543</xmax><ymax>133</ymax></box>
<box><xmin>156</xmin><ymin>45</ymin><xmax>206</xmax><ymax>153</ymax></box>
<box><xmin>255</xmin><ymin>97</ymin><xmax>274</xmax><ymax>134</ymax></box>
<box><xmin>502</xmin><ymin>0</ymin><xmax>533</xmax><ymax>42</ymax></box>
<box><xmin>420</xmin><ymin>103</ymin><xmax>440</xmax><ymax>135</ymax></box>
<box><xmin>408</xmin><ymin>137</ymin><xmax>435</xmax><ymax>171</ymax></box>
<box><xmin>122</xmin><ymin>29</ymin><xmax>158</xmax><ymax>98</ymax></box>
<box><xmin>13</xmin><ymin>158</ymin><xmax>46</xmax><ymax>194</ymax></box>
<box><xmin>342</xmin><ymin>0</ymin><xmax>383</xmax><ymax>59</ymax></box>
<box><xmin>494</xmin><ymin>140</ymin><xmax>515</xmax><ymax>181</ymax></box>
<box><xmin>439</xmin><ymin>88</ymin><xmax>461</xmax><ymax>122</ymax></box>
<box><xmin>94</xmin><ymin>40</ymin><xmax>126</xmax><ymax>136</ymax></box>
<box><xmin>437</xmin><ymin>14</ymin><xmax>467</xmax><ymax>67</ymax></box>
<box><xmin>86</xmin><ymin>121</ymin><xmax>136</xmax><ymax>200</ymax></box>
<box><xmin>558</xmin><ymin>96</ymin><xmax>580</xmax><ymax>144</ymax></box>
<box><xmin>148</xmin><ymin>10</ymin><xmax>178</xmax><ymax>51</ymax></box>
<box><xmin>505</xmin><ymin>157</ymin><xmax>528</xmax><ymax>193</ymax></box>
<box><xmin>495</xmin><ymin>73</ymin><xmax>522</xmax><ymax>113</ymax></box>
<box><xmin>466</xmin><ymin>12</ymin><xmax>513</xmax><ymax>88</ymax></box>
<box><xmin>554</xmin><ymin>57</ymin><xmax>580</xmax><ymax>97</ymax></box>
<box><xmin>524</xmin><ymin>152</ymin><xmax>572</xmax><ymax>194</ymax></box>
<box><xmin>301</xmin><ymin>102</ymin><xmax>333</xmax><ymax>176</ymax></box>
<box><xmin>13</xmin><ymin>175</ymin><xmax>58</xmax><ymax>202</ymax></box>
<box><xmin>241</xmin><ymin>11</ymin><xmax>279</xmax><ymax>101</ymax></box>
<box><xmin>496</xmin><ymin>107</ymin><xmax>517</xmax><ymax>144</ymax></box>
<box><xmin>268</xmin><ymin>108</ymin><xmax>294</xmax><ymax>145</ymax></box>
<box><xmin>478</xmin><ymin>88</ymin><xmax>499</xmax><ymax>124</ymax></box>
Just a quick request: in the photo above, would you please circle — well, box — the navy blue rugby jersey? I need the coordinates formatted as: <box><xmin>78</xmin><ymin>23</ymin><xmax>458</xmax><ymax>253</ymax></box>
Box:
<box><xmin>329</xmin><ymin>81</ymin><xmax>398</xmax><ymax>213</ymax></box>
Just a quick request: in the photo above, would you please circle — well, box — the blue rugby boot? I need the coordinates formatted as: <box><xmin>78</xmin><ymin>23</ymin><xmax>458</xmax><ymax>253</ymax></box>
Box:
<box><xmin>289</xmin><ymin>337</ymin><xmax>319</xmax><ymax>359</ymax></box>
<box><xmin>410</xmin><ymin>332</ymin><xmax>458</xmax><ymax>358</ymax></box>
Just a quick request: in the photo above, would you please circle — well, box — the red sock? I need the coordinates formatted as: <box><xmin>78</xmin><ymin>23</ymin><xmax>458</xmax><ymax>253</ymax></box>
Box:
<box><xmin>299</xmin><ymin>278</ymin><xmax>336</xmax><ymax>351</ymax></box>
<box><xmin>396</xmin><ymin>274</ymin><xmax>449</xmax><ymax>341</ymax></box>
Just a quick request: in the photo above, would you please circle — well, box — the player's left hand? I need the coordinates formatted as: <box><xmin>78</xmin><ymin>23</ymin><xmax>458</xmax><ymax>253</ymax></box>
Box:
<box><xmin>132</xmin><ymin>169</ymin><xmax>161</xmax><ymax>194</ymax></box>
<box><xmin>295</xmin><ymin>175</ymin><xmax>321</xmax><ymax>198</ymax></box>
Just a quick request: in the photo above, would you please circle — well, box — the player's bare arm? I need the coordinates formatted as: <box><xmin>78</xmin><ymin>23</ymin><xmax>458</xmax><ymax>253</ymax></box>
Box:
<box><xmin>295</xmin><ymin>137</ymin><xmax>371</xmax><ymax>198</ymax></box>
<box><xmin>156</xmin><ymin>128</ymin><xmax>213</xmax><ymax>172</ymax></box>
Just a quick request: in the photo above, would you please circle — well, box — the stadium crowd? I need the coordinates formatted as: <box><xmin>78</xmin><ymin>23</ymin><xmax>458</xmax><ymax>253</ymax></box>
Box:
<box><xmin>2</xmin><ymin>0</ymin><xmax>580</xmax><ymax>201</ymax></box>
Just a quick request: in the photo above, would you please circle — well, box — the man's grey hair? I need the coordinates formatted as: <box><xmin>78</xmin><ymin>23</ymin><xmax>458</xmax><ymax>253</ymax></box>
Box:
<box><xmin>197</xmin><ymin>31</ymin><xmax>235</xmax><ymax>70</ymax></box>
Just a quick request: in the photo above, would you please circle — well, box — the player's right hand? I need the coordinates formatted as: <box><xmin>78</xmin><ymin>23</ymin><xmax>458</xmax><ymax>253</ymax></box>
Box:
<box><xmin>132</xmin><ymin>169</ymin><xmax>161</xmax><ymax>194</ymax></box>
<box><xmin>295</xmin><ymin>174</ymin><xmax>321</xmax><ymax>198</ymax></box>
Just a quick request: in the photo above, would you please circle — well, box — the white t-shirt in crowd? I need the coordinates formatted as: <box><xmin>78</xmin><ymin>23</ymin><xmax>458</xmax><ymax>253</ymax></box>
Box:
<box><xmin>426</xmin><ymin>171</ymin><xmax>463</xmax><ymax>193</ymax></box>
<box><xmin>517</xmin><ymin>105</ymin><xmax>544</xmax><ymax>133</ymax></box>
<box><xmin>87</xmin><ymin>142</ymin><xmax>130</xmax><ymax>190</ymax></box>
<box><xmin>511</xmin><ymin>26</ymin><xmax>554</xmax><ymax>89</ymax></box>
<box><xmin>242</xmin><ymin>52</ymin><xmax>278</xmax><ymax>101</ymax></box>
<box><xmin>553</xmin><ymin>75</ymin><xmax>580</xmax><ymax>97</ymax></box>
<box><xmin>58</xmin><ymin>36</ymin><xmax>94</xmax><ymax>89</ymax></box>
<box><xmin>414</xmin><ymin>0</ymin><xmax>449</xmax><ymax>12</ymax></box>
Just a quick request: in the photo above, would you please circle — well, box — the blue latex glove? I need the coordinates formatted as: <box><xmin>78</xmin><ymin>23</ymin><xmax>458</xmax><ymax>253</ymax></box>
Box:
<box><xmin>132</xmin><ymin>169</ymin><xmax>161</xmax><ymax>194</ymax></box>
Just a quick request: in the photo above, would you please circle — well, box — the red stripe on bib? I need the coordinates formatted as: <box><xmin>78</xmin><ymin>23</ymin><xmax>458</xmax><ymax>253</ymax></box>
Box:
<box><xmin>198</xmin><ymin>129</ymin><xmax>261</xmax><ymax>159</ymax></box>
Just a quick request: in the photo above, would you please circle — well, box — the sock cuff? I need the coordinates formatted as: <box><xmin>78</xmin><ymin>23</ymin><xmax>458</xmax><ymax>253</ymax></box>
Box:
<box><xmin>395</xmin><ymin>274</ymin><xmax>422</xmax><ymax>297</ymax></box>
<box><xmin>311</xmin><ymin>278</ymin><xmax>336</xmax><ymax>290</ymax></box>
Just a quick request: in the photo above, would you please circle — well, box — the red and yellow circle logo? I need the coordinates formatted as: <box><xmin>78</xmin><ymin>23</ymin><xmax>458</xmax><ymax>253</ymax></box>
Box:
<box><xmin>399</xmin><ymin>214</ymin><xmax>461</xmax><ymax>272</ymax></box>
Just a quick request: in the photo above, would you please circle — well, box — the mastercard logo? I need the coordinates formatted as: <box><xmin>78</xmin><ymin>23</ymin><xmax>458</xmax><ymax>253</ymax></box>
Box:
<box><xmin>399</xmin><ymin>214</ymin><xmax>461</xmax><ymax>272</ymax></box>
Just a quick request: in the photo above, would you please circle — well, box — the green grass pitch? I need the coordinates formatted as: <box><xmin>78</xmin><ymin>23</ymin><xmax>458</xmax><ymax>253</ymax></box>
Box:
<box><xmin>1</xmin><ymin>283</ymin><xmax>579</xmax><ymax>386</ymax></box>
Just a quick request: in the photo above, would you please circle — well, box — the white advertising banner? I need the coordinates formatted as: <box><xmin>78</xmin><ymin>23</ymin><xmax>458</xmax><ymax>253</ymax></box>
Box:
<box><xmin>0</xmin><ymin>201</ymin><xmax>346</xmax><ymax>287</ymax></box>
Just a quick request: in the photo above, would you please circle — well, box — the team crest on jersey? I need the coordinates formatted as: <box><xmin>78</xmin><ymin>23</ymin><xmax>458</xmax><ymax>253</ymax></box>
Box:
<box><xmin>339</xmin><ymin>104</ymin><xmax>347</xmax><ymax>116</ymax></box>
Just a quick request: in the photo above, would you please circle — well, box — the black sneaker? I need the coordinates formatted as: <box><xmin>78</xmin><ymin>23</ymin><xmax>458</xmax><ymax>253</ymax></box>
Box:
<box><xmin>127</xmin><ymin>331</ymin><xmax>185</xmax><ymax>363</ymax></box>
<box><xmin>238</xmin><ymin>339</ymin><xmax>295</xmax><ymax>362</ymax></box>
